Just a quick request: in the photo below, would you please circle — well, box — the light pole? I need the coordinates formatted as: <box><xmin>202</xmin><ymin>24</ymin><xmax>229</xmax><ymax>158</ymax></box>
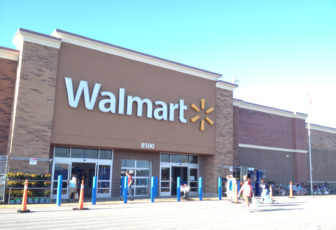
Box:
<box><xmin>308</xmin><ymin>121</ymin><xmax>313</xmax><ymax>195</ymax></box>
<box><xmin>307</xmin><ymin>92</ymin><xmax>313</xmax><ymax>195</ymax></box>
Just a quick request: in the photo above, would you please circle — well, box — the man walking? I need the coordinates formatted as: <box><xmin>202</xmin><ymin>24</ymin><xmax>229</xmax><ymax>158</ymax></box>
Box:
<box><xmin>126</xmin><ymin>171</ymin><xmax>134</xmax><ymax>200</ymax></box>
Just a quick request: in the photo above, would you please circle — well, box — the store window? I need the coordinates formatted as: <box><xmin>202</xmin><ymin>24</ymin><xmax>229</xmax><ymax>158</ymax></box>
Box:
<box><xmin>121</xmin><ymin>160</ymin><xmax>152</xmax><ymax>197</ymax></box>
<box><xmin>160</xmin><ymin>154</ymin><xmax>170</xmax><ymax>162</ymax></box>
<box><xmin>189</xmin><ymin>156</ymin><xmax>198</xmax><ymax>164</ymax></box>
<box><xmin>161</xmin><ymin>153</ymin><xmax>198</xmax><ymax>164</ymax></box>
<box><xmin>54</xmin><ymin>147</ymin><xmax>70</xmax><ymax>158</ymax></box>
<box><xmin>100</xmin><ymin>150</ymin><xmax>113</xmax><ymax>159</ymax></box>
<box><xmin>53</xmin><ymin>147</ymin><xmax>113</xmax><ymax>160</ymax></box>
<box><xmin>170</xmin><ymin>154</ymin><xmax>188</xmax><ymax>163</ymax></box>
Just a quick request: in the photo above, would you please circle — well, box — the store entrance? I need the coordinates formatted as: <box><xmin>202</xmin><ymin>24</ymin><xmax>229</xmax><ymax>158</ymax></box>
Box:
<box><xmin>72</xmin><ymin>163</ymin><xmax>95</xmax><ymax>198</ymax></box>
<box><xmin>171</xmin><ymin>166</ymin><xmax>188</xmax><ymax>195</ymax></box>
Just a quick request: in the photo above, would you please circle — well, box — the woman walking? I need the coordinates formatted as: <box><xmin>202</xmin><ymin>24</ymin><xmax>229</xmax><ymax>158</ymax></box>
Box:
<box><xmin>238</xmin><ymin>177</ymin><xmax>253</xmax><ymax>208</ymax></box>
<box><xmin>260</xmin><ymin>179</ymin><xmax>273</xmax><ymax>203</ymax></box>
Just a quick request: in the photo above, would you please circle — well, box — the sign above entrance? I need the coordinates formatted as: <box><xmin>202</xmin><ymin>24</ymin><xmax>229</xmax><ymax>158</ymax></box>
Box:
<box><xmin>64</xmin><ymin>77</ymin><xmax>215</xmax><ymax>131</ymax></box>
<box><xmin>65</xmin><ymin>77</ymin><xmax>187</xmax><ymax>123</ymax></box>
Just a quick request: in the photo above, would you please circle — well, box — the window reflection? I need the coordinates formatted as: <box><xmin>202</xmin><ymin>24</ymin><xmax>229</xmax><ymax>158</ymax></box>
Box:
<box><xmin>170</xmin><ymin>154</ymin><xmax>188</xmax><ymax>163</ymax></box>
<box><xmin>54</xmin><ymin>164</ymin><xmax>69</xmax><ymax>180</ymax></box>
<box><xmin>121</xmin><ymin>159</ymin><xmax>151</xmax><ymax>197</ymax></box>
<box><xmin>161</xmin><ymin>168</ymin><xmax>170</xmax><ymax>181</ymax></box>
<box><xmin>54</xmin><ymin>147</ymin><xmax>70</xmax><ymax>158</ymax></box>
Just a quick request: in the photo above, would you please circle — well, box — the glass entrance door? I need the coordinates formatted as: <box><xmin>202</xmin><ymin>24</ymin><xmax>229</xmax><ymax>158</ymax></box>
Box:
<box><xmin>52</xmin><ymin>162</ymin><xmax>71</xmax><ymax>199</ymax></box>
<box><xmin>52</xmin><ymin>155</ymin><xmax>113</xmax><ymax>199</ymax></box>
<box><xmin>171</xmin><ymin>166</ymin><xmax>188</xmax><ymax>195</ymax></box>
<box><xmin>160</xmin><ymin>167</ymin><xmax>171</xmax><ymax>196</ymax></box>
<box><xmin>96</xmin><ymin>164</ymin><xmax>112</xmax><ymax>198</ymax></box>
<box><xmin>72</xmin><ymin>162</ymin><xmax>96</xmax><ymax>198</ymax></box>
<box><xmin>159</xmin><ymin>153</ymin><xmax>199</xmax><ymax>197</ymax></box>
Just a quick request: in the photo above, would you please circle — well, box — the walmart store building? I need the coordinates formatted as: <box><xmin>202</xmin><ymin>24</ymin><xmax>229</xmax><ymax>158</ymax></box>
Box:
<box><xmin>0</xmin><ymin>29</ymin><xmax>335</xmax><ymax>200</ymax></box>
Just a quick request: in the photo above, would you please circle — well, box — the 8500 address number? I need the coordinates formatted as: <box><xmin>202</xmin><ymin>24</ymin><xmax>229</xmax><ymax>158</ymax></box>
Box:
<box><xmin>141</xmin><ymin>142</ymin><xmax>155</xmax><ymax>149</ymax></box>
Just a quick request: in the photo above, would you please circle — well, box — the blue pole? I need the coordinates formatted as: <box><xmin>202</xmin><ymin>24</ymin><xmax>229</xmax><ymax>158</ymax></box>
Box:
<box><xmin>154</xmin><ymin>177</ymin><xmax>158</xmax><ymax>198</ymax></box>
<box><xmin>151</xmin><ymin>176</ymin><xmax>155</xmax><ymax>203</ymax></box>
<box><xmin>120</xmin><ymin>176</ymin><xmax>124</xmax><ymax>199</ymax></box>
<box><xmin>92</xmin><ymin>176</ymin><xmax>97</xmax><ymax>205</ymax></box>
<box><xmin>56</xmin><ymin>175</ymin><xmax>62</xmax><ymax>206</ymax></box>
<box><xmin>199</xmin><ymin>177</ymin><xmax>203</xmax><ymax>201</ymax></box>
<box><xmin>177</xmin><ymin>177</ymin><xmax>181</xmax><ymax>202</ymax></box>
<box><xmin>218</xmin><ymin>177</ymin><xmax>222</xmax><ymax>200</ymax></box>
<box><xmin>123</xmin><ymin>176</ymin><xmax>128</xmax><ymax>204</ymax></box>
<box><xmin>256</xmin><ymin>170</ymin><xmax>260</xmax><ymax>196</ymax></box>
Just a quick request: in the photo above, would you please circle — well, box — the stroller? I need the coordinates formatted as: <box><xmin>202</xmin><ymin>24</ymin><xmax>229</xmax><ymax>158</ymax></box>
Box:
<box><xmin>181</xmin><ymin>184</ymin><xmax>190</xmax><ymax>198</ymax></box>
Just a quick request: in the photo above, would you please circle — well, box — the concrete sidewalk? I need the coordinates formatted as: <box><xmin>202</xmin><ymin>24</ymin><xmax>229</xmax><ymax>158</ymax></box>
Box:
<box><xmin>1</xmin><ymin>196</ymin><xmax>335</xmax><ymax>229</ymax></box>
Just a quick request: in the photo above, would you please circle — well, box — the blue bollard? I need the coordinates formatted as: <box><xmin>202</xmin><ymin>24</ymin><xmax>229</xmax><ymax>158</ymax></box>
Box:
<box><xmin>56</xmin><ymin>175</ymin><xmax>62</xmax><ymax>206</ymax></box>
<box><xmin>177</xmin><ymin>177</ymin><xmax>181</xmax><ymax>202</ymax></box>
<box><xmin>237</xmin><ymin>179</ymin><xmax>240</xmax><ymax>196</ymax></box>
<box><xmin>123</xmin><ymin>176</ymin><xmax>128</xmax><ymax>204</ymax></box>
<box><xmin>218</xmin><ymin>177</ymin><xmax>222</xmax><ymax>200</ymax></box>
<box><xmin>252</xmin><ymin>182</ymin><xmax>255</xmax><ymax>194</ymax></box>
<box><xmin>120</xmin><ymin>176</ymin><xmax>124</xmax><ymax>199</ymax></box>
<box><xmin>154</xmin><ymin>177</ymin><xmax>158</xmax><ymax>198</ymax></box>
<box><xmin>92</xmin><ymin>176</ymin><xmax>97</xmax><ymax>205</ymax></box>
<box><xmin>199</xmin><ymin>177</ymin><xmax>203</xmax><ymax>201</ymax></box>
<box><xmin>151</xmin><ymin>176</ymin><xmax>155</xmax><ymax>203</ymax></box>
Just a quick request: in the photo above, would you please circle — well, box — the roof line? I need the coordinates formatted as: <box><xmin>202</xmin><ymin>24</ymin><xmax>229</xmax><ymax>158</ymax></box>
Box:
<box><xmin>309</xmin><ymin>123</ymin><xmax>336</xmax><ymax>133</ymax></box>
<box><xmin>233</xmin><ymin>98</ymin><xmax>307</xmax><ymax>119</ymax></box>
<box><xmin>19</xmin><ymin>28</ymin><xmax>61</xmax><ymax>41</ymax></box>
<box><xmin>54</xmin><ymin>29</ymin><xmax>222</xmax><ymax>78</ymax></box>
<box><xmin>0</xmin><ymin>46</ymin><xmax>19</xmax><ymax>52</ymax></box>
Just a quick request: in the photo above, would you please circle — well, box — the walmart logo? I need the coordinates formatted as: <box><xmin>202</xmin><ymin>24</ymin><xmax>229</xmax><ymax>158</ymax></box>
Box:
<box><xmin>65</xmin><ymin>77</ymin><xmax>215</xmax><ymax>132</ymax></box>
<box><xmin>190</xmin><ymin>98</ymin><xmax>215</xmax><ymax>131</ymax></box>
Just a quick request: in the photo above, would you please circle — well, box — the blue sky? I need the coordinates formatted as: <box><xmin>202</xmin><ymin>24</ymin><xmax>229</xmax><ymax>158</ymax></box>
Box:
<box><xmin>1</xmin><ymin>0</ymin><xmax>336</xmax><ymax>127</ymax></box>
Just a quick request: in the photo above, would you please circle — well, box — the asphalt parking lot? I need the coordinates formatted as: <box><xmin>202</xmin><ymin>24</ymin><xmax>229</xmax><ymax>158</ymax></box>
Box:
<box><xmin>0</xmin><ymin>196</ymin><xmax>335</xmax><ymax>230</ymax></box>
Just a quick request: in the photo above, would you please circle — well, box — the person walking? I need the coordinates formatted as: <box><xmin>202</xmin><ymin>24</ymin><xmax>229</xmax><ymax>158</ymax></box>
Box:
<box><xmin>238</xmin><ymin>177</ymin><xmax>253</xmax><ymax>208</ymax></box>
<box><xmin>226</xmin><ymin>175</ymin><xmax>231</xmax><ymax>200</ymax></box>
<box><xmin>68</xmin><ymin>174</ymin><xmax>78</xmax><ymax>202</ymax></box>
<box><xmin>230</xmin><ymin>175</ymin><xmax>237</xmax><ymax>202</ymax></box>
<box><xmin>260</xmin><ymin>179</ymin><xmax>273</xmax><ymax>203</ymax></box>
<box><xmin>125</xmin><ymin>171</ymin><xmax>134</xmax><ymax>200</ymax></box>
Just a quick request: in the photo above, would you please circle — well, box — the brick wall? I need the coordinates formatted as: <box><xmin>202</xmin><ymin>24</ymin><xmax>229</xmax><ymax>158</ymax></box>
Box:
<box><xmin>311</xmin><ymin>129</ymin><xmax>336</xmax><ymax>182</ymax></box>
<box><xmin>8</xmin><ymin>41</ymin><xmax>59</xmax><ymax>173</ymax></box>
<box><xmin>0</xmin><ymin>58</ymin><xmax>17</xmax><ymax>155</ymax></box>
<box><xmin>237</xmin><ymin>107</ymin><xmax>306</xmax><ymax>150</ymax></box>
<box><xmin>112</xmin><ymin>150</ymin><xmax>160</xmax><ymax>197</ymax></box>
<box><xmin>238</xmin><ymin>147</ymin><xmax>295</xmax><ymax>183</ymax></box>
<box><xmin>200</xmin><ymin>88</ymin><xmax>234</xmax><ymax>195</ymax></box>
<box><xmin>294</xmin><ymin>152</ymin><xmax>309</xmax><ymax>183</ymax></box>
<box><xmin>8</xmin><ymin>160</ymin><xmax>51</xmax><ymax>175</ymax></box>
<box><xmin>235</xmin><ymin>106</ymin><xmax>309</xmax><ymax>183</ymax></box>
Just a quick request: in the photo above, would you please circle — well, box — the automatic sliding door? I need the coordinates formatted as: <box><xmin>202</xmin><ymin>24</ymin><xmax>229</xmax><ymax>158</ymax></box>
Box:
<box><xmin>189</xmin><ymin>168</ymin><xmax>198</xmax><ymax>193</ymax></box>
<box><xmin>97</xmin><ymin>164</ymin><xmax>111</xmax><ymax>198</ymax></box>
<box><xmin>52</xmin><ymin>162</ymin><xmax>70</xmax><ymax>199</ymax></box>
<box><xmin>160</xmin><ymin>167</ymin><xmax>170</xmax><ymax>196</ymax></box>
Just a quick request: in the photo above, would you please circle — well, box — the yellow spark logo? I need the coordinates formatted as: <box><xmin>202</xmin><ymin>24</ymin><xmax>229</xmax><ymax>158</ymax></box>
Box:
<box><xmin>190</xmin><ymin>98</ymin><xmax>215</xmax><ymax>131</ymax></box>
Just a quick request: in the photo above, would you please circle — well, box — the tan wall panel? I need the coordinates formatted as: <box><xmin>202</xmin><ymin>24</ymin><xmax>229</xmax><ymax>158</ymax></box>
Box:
<box><xmin>9</xmin><ymin>42</ymin><xmax>59</xmax><ymax>160</ymax></box>
<box><xmin>0</xmin><ymin>58</ymin><xmax>17</xmax><ymax>155</ymax></box>
<box><xmin>52</xmin><ymin>43</ymin><xmax>216</xmax><ymax>155</ymax></box>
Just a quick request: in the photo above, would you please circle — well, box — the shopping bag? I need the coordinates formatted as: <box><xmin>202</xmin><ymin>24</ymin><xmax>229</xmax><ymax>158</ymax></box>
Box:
<box><xmin>74</xmin><ymin>192</ymin><xmax>79</xmax><ymax>199</ymax></box>
<box><xmin>251</xmin><ymin>197</ymin><xmax>258</xmax><ymax>208</ymax></box>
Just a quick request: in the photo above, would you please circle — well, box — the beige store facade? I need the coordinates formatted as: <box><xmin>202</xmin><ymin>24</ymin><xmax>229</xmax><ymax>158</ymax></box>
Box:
<box><xmin>1</xmin><ymin>29</ymin><xmax>236</xmax><ymax>199</ymax></box>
